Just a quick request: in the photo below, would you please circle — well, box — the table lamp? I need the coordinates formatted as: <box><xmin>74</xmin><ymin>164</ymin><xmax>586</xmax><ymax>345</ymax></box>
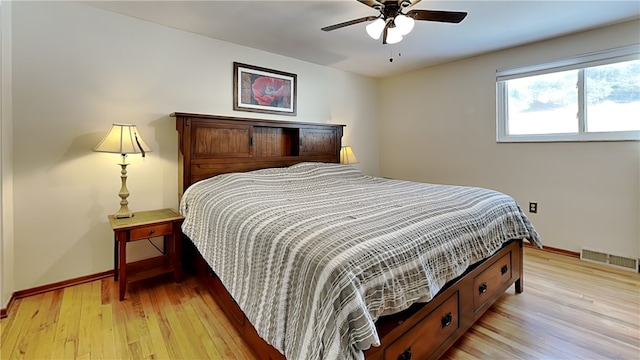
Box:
<box><xmin>93</xmin><ymin>124</ymin><xmax>152</xmax><ymax>218</ymax></box>
<box><xmin>340</xmin><ymin>146</ymin><xmax>359</xmax><ymax>165</ymax></box>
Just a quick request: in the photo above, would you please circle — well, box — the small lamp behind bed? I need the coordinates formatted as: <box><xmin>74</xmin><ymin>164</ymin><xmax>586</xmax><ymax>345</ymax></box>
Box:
<box><xmin>340</xmin><ymin>146</ymin><xmax>359</xmax><ymax>165</ymax></box>
<box><xmin>93</xmin><ymin>124</ymin><xmax>152</xmax><ymax>219</ymax></box>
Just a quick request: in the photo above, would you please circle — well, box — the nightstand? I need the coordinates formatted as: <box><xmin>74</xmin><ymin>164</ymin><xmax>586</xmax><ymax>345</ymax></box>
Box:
<box><xmin>108</xmin><ymin>208</ymin><xmax>185</xmax><ymax>301</ymax></box>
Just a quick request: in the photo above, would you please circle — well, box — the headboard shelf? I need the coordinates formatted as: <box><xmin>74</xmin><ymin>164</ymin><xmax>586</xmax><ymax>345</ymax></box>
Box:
<box><xmin>172</xmin><ymin>112</ymin><xmax>345</xmax><ymax>195</ymax></box>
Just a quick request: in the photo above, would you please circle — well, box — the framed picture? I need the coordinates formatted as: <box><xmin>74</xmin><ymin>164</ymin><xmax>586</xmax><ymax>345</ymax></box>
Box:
<box><xmin>233</xmin><ymin>62</ymin><xmax>297</xmax><ymax>116</ymax></box>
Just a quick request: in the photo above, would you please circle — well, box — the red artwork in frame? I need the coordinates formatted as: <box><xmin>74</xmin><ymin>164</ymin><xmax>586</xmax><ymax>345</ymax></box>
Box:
<box><xmin>233</xmin><ymin>62</ymin><xmax>297</xmax><ymax>116</ymax></box>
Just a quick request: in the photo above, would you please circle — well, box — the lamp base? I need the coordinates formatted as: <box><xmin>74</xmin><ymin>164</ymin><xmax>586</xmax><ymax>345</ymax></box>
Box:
<box><xmin>114</xmin><ymin>159</ymin><xmax>134</xmax><ymax>219</ymax></box>
<box><xmin>114</xmin><ymin>212</ymin><xmax>135</xmax><ymax>219</ymax></box>
<box><xmin>114</xmin><ymin>204</ymin><xmax>134</xmax><ymax>219</ymax></box>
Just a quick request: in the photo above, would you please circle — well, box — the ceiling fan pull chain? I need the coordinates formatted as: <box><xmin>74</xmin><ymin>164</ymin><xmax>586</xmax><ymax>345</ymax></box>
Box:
<box><xmin>389</xmin><ymin>47</ymin><xmax>402</xmax><ymax>63</ymax></box>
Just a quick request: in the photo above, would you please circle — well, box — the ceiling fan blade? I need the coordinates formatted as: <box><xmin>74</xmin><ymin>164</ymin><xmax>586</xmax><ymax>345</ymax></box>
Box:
<box><xmin>357</xmin><ymin>0</ymin><xmax>385</xmax><ymax>10</ymax></box>
<box><xmin>403</xmin><ymin>0</ymin><xmax>422</xmax><ymax>8</ymax></box>
<box><xmin>407</xmin><ymin>10</ymin><xmax>468</xmax><ymax>23</ymax></box>
<box><xmin>321</xmin><ymin>16</ymin><xmax>378</xmax><ymax>31</ymax></box>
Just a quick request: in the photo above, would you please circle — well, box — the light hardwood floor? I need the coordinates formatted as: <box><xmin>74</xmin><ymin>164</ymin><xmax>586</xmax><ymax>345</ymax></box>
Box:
<box><xmin>1</xmin><ymin>248</ymin><xmax>639</xmax><ymax>359</ymax></box>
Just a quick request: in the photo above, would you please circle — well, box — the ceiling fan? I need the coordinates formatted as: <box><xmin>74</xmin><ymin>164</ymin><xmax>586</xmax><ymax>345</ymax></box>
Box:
<box><xmin>321</xmin><ymin>0</ymin><xmax>467</xmax><ymax>44</ymax></box>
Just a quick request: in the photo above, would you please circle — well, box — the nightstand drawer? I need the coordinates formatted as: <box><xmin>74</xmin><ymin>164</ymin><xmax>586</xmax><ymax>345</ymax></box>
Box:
<box><xmin>130</xmin><ymin>223</ymin><xmax>173</xmax><ymax>241</ymax></box>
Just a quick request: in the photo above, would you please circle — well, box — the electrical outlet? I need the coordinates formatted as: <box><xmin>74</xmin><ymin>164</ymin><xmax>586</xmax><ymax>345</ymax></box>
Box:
<box><xmin>529</xmin><ymin>202</ymin><xmax>538</xmax><ymax>213</ymax></box>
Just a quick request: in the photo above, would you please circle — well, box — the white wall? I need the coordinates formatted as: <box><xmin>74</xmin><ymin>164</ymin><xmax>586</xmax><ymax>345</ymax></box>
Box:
<box><xmin>1</xmin><ymin>0</ymin><xmax>15</xmax><ymax>309</ymax></box>
<box><xmin>8</xmin><ymin>1</ymin><xmax>379</xmax><ymax>294</ymax></box>
<box><xmin>379</xmin><ymin>20</ymin><xmax>640</xmax><ymax>257</ymax></box>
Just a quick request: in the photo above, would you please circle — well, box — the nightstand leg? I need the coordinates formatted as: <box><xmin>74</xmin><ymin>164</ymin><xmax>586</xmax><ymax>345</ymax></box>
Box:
<box><xmin>114</xmin><ymin>234</ymin><xmax>119</xmax><ymax>281</ymax></box>
<box><xmin>118</xmin><ymin>231</ymin><xmax>127</xmax><ymax>301</ymax></box>
<box><xmin>171</xmin><ymin>222</ymin><xmax>183</xmax><ymax>283</ymax></box>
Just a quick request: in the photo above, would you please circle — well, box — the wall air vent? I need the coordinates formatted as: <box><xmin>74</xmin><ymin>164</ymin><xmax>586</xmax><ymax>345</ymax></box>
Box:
<box><xmin>581</xmin><ymin>248</ymin><xmax>639</xmax><ymax>272</ymax></box>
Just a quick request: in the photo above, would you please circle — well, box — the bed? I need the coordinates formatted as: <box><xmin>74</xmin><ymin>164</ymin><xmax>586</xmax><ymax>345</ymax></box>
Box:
<box><xmin>172</xmin><ymin>112</ymin><xmax>542</xmax><ymax>360</ymax></box>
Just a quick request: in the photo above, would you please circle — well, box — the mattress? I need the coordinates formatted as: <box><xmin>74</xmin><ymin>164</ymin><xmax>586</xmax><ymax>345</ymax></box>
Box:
<box><xmin>180</xmin><ymin>162</ymin><xmax>541</xmax><ymax>360</ymax></box>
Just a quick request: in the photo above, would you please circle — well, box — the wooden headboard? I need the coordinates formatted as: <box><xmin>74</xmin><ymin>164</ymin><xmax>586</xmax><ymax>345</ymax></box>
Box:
<box><xmin>172</xmin><ymin>112</ymin><xmax>345</xmax><ymax>196</ymax></box>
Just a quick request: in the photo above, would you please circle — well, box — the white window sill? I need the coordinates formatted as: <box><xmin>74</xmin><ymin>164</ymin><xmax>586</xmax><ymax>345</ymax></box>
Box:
<box><xmin>497</xmin><ymin>131</ymin><xmax>640</xmax><ymax>143</ymax></box>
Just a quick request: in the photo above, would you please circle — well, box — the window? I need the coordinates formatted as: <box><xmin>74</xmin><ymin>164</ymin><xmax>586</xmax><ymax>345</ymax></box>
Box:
<box><xmin>496</xmin><ymin>45</ymin><xmax>640</xmax><ymax>142</ymax></box>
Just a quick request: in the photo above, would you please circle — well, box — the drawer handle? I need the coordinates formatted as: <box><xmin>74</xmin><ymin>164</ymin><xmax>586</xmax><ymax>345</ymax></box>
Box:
<box><xmin>397</xmin><ymin>347</ymin><xmax>411</xmax><ymax>360</ymax></box>
<box><xmin>501</xmin><ymin>264</ymin><xmax>508</xmax><ymax>275</ymax></box>
<box><xmin>479</xmin><ymin>282</ymin><xmax>488</xmax><ymax>294</ymax></box>
<box><xmin>149</xmin><ymin>230</ymin><xmax>156</xmax><ymax>235</ymax></box>
<box><xmin>441</xmin><ymin>312</ymin><xmax>453</xmax><ymax>328</ymax></box>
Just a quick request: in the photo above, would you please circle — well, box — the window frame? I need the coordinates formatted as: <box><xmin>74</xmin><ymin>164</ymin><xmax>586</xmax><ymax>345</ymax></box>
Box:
<box><xmin>496</xmin><ymin>44</ymin><xmax>640</xmax><ymax>143</ymax></box>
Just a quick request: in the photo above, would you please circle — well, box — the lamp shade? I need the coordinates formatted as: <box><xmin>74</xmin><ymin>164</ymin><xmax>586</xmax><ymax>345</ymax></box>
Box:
<box><xmin>340</xmin><ymin>146</ymin><xmax>359</xmax><ymax>165</ymax></box>
<box><xmin>366</xmin><ymin>18</ymin><xmax>386</xmax><ymax>40</ymax></box>
<box><xmin>386</xmin><ymin>26</ymin><xmax>403</xmax><ymax>44</ymax></box>
<box><xmin>394</xmin><ymin>14</ymin><xmax>415</xmax><ymax>36</ymax></box>
<box><xmin>93</xmin><ymin>124</ymin><xmax>152</xmax><ymax>156</ymax></box>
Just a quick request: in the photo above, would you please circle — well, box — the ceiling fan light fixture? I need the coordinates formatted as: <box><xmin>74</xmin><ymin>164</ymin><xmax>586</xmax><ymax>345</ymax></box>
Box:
<box><xmin>386</xmin><ymin>26</ymin><xmax>404</xmax><ymax>44</ymax></box>
<box><xmin>366</xmin><ymin>18</ymin><xmax>386</xmax><ymax>40</ymax></box>
<box><xmin>394</xmin><ymin>14</ymin><xmax>415</xmax><ymax>36</ymax></box>
<box><xmin>321</xmin><ymin>1</ymin><xmax>467</xmax><ymax>46</ymax></box>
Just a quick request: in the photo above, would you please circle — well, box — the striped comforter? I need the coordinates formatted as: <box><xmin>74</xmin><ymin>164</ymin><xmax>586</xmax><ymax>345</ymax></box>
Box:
<box><xmin>180</xmin><ymin>162</ymin><xmax>541</xmax><ymax>360</ymax></box>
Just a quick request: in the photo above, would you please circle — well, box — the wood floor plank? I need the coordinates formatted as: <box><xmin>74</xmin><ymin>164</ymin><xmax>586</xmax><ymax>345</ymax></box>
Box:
<box><xmin>0</xmin><ymin>248</ymin><xmax>638</xmax><ymax>359</ymax></box>
<box><xmin>108</xmin><ymin>283</ymin><xmax>131</xmax><ymax>360</ymax></box>
<box><xmin>7</xmin><ymin>291</ymin><xmax>52</xmax><ymax>359</ymax></box>
<box><xmin>182</xmin><ymin>301</ymin><xmax>227</xmax><ymax>358</ymax></box>
<box><xmin>47</xmin><ymin>285</ymin><xmax>81</xmax><ymax>360</ymax></box>
<box><xmin>190</xmin><ymin>290</ymin><xmax>246</xmax><ymax>359</ymax></box>
<box><xmin>24</xmin><ymin>291</ymin><xmax>59</xmax><ymax>360</ymax></box>
<box><xmin>146</xmin><ymin>282</ymin><xmax>184</xmax><ymax>359</ymax></box>
<box><xmin>196</xmin><ymin>284</ymin><xmax>257</xmax><ymax>359</ymax></box>
<box><xmin>84</xmin><ymin>280</ymin><xmax>104</xmax><ymax>360</ymax></box>
<box><xmin>127</xmin><ymin>286</ymin><xmax>157</xmax><ymax>359</ymax></box>
<box><xmin>159</xmin><ymin>284</ymin><xmax>207</xmax><ymax>359</ymax></box>
<box><xmin>0</xmin><ymin>298</ymin><xmax>28</xmax><ymax>359</ymax></box>
<box><xmin>136</xmin><ymin>282</ymin><xmax>172</xmax><ymax>360</ymax></box>
<box><xmin>473</xmin><ymin>311</ymin><xmax>548</xmax><ymax>359</ymax></box>
<box><xmin>76</xmin><ymin>282</ymin><xmax>96</xmax><ymax>359</ymax></box>
<box><xmin>99</xmin><ymin>288</ymin><xmax>117</xmax><ymax>360</ymax></box>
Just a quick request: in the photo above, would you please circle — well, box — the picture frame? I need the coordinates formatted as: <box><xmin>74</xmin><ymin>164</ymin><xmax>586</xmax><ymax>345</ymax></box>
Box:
<box><xmin>233</xmin><ymin>62</ymin><xmax>297</xmax><ymax>116</ymax></box>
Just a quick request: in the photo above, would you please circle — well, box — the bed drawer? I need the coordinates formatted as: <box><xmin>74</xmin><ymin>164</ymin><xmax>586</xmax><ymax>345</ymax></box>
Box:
<box><xmin>384</xmin><ymin>291</ymin><xmax>459</xmax><ymax>360</ymax></box>
<box><xmin>129</xmin><ymin>223</ymin><xmax>173</xmax><ymax>241</ymax></box>
<box><xmin>473</xmin><ymin>250</ymin><xmax>513</xmax><ymax>312</ymax></box>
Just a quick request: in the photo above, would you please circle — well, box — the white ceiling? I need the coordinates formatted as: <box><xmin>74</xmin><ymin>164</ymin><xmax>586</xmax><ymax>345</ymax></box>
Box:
<box><xmin>83</xmin><ymin>0</ymin><xmax>640</xmax><ymax>78</ymax></box>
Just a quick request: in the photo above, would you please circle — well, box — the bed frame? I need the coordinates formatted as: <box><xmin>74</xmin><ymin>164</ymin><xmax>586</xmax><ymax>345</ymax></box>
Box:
<box><xmin>173</xmin><ymin>112</ymin><xmax>524</xmax><ymax>360</ymax></box>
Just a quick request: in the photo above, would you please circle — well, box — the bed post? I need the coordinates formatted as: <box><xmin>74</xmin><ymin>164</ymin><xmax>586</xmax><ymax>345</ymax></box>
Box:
<box><xmin>515</xmin><ymin>239</ymin><xmax>524</xmax><ymax>293</ymax></box>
